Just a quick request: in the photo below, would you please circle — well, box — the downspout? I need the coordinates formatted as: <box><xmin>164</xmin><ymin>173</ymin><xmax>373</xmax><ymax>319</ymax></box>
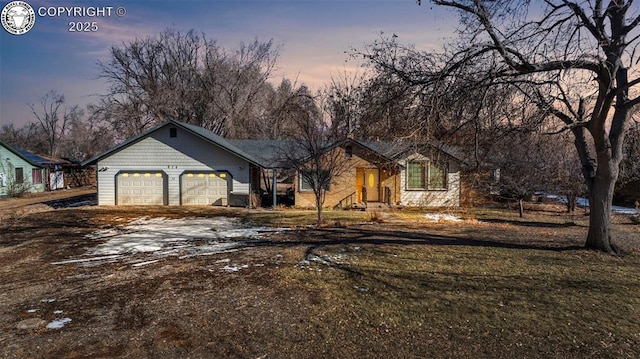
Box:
<box><xmin>248</xmin><ymin>165</ymin><xmax>252</xmax><ymax>208</ymax></box>
<box><xmin>46</xmin><ymin>167</ymin><xmax>51</xmax><ymax>191</ymax></box>
<box><xmin>394</xmin><ymin>168</ymin><xmax>398</xmax><ymax>205</ymax></box>
<box><xmin>272</xmin><ymin>168</ymin><xmax>277</xmax><ymax>208</ymax></box>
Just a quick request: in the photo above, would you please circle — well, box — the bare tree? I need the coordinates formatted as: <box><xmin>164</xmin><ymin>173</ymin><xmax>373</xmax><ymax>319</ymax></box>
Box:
<box><xmin>96</xmin><ymin>29</ymin><xmax>280</xmax><ymax>139</ymax></box>
<box><xmin>279</xmin><ymin>91</ymin><xmax>351</xmax><ymax>224</ymax></box>
<box><xmin>0</xmin><ymin>124</ymin><xmax>44</xmax><ymax>150</ymax></box>
<box><xmin>544</xmin><ymin>133</ymin><xmax>588</xmax><ymax>213</ymax></box>
<box><xmin>28</xmin><ymin>91</ymin><xmax>80</xmax><ymax>157</ymax></box>
<box><xmin>363</xmin><ymin>1</ymin><xmax>639</xmax><ymax>253</ymax></box>
<box><xmin>61</xmin><ymin>112</ymin><xmax>115</xmax><ymax>162</ymax></box>
<box><xmin>482</xmin><ymin>130</ymin><xmax>550</xmax><ymax>217</ymax></box>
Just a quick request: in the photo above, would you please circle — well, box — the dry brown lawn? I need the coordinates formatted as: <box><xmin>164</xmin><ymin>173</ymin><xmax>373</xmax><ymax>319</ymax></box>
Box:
<box><xmin>1</xmin><ymin>192</ymin><xmax>639</xmax><ymax>358</ymax></box>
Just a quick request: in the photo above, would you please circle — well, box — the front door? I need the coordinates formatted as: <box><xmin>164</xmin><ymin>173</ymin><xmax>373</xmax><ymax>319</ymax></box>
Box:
<box><xmin>364</xmin><ymin>169</ymin><xmax>379</xmax><ymax>202</ymax></box>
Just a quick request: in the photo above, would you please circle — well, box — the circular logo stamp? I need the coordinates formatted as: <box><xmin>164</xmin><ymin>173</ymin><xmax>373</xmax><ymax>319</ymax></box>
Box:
<box><xmin>2</xmin><ymin>1</ymin><xmax>36</xmax><ymax>35</ymax></box>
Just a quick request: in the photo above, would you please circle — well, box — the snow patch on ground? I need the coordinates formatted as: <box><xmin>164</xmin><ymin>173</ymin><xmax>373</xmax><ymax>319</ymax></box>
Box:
<box><xmin>46</xmin><ymin>318</ymin><xmax>71</xmax><ymax>329</ymax></box>
<box><xmin>54</xmin><ymin>216</ymin><xmax>287</xmax><ymax>267</ymax></box>
<box><xmin>221</xmin><ymin>264</ymin><xmax>249</xmax><ymax>272</ymax></box>
<box><xmin>544</xmin><ymin>194</ymin><xmax>639</xmax><ymax>215</ymax></box>
<box><xmin>297</xmin><ymin>253</ymin><xmax>347</xmax><ymax>271</ymax></box>
<box><xmin>423</xmin><ymin>213</ymin><xmax>463</xmax><ymax>222</ymax></box>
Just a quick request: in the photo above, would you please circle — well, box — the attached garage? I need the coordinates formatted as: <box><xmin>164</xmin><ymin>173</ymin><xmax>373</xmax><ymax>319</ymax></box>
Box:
<box><xmin>116</xmin><ymin>172</ymin><xmax>166</xmax><ymax>205</ymax></box>
<box><xmin>181</xmin><ymin>172</ymin><xmax>229</xmax><ymax>205</ymax></box>
<box><xmin>84</xmin><ymin>119</ymin><xmax>265</xmax><ymax>206</ymax></box>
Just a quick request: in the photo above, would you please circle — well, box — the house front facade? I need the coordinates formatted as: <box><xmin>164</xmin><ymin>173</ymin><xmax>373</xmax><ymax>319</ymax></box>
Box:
<box><xmin>294</xmin><ymin>140</ymin><xmax>462</xmax><ymax>208</ymax></box>
<box><xmin>0</xmin><ymin>140</ymin><xmax>67</xmax><ymax>197</ymax></box>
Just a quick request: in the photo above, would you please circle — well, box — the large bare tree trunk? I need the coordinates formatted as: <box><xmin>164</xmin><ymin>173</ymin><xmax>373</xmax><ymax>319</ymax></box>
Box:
<box><xmin>586</xmin><ymin>173</ymin><xmax>619</xmax><ymax>254</ymax></box>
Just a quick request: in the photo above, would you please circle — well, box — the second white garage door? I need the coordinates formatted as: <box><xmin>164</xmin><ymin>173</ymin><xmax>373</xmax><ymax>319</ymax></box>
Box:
<box><xmin>181</xmin><ymin>172</ymin><xmax>229</xmax><ymax>205</ymax></box>
<box><xmin>117</xmin><ymin>172</ymin><xmax>166</xmax><ymax>205</ymax></box>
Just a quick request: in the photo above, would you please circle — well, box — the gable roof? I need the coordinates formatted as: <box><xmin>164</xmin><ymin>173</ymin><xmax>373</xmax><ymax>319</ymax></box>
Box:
<box><xmin>0</xmin><ymin>139</ymin><xmax>67</xmax><ymax>168</ymax></box>
<box><xmin>80</xmin><ymin>118</ymin><xmax>466</xmax><ymax>169</ymax></box>
<box><xmin>359</xmin><ymin>140</ymin><xmax>466</xmax><ymax>164</ymax></box>
<box><xmin>82</xmin><ymin>119</ymin><xmax>269</xmax><ymax>167</ymax></box>
<box><xmin>229</xmin><ymin>138</ymin><xmax>396</xmax><ymax>169</ymax></box>
<box><xmin>227</xmin><ymin>139</ymin><xmax>293</xmax><ymax>168</ymax></box>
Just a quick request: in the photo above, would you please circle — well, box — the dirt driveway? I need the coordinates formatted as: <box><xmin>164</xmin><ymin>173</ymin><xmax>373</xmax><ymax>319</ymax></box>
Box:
<box><xmin>0</xmin><ymin>187</ymin><xmax>96</xmax><ymax>220</ymax></box>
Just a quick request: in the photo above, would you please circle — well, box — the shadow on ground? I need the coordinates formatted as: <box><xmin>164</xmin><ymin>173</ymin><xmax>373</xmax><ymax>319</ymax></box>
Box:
<box><xmin>249</xmin><ymin>226</ymin><xmax>585</xmax><ymax>260</ymax></box>
<box><xmin>43</xmin><ymin>193</ymin><xmax>97</xmax><ymax>209</ymax></box>
<box><xmin>479</xmin><ymin>218</ymin><xmax>584</xmax><ymax>228</ymax></box>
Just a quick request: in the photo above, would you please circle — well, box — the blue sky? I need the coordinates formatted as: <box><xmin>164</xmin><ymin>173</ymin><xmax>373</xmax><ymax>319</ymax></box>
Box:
<box><xmin>0</xmin><ymin>0</ymin><xmax>457</xmax><ymax>127</ymax></box>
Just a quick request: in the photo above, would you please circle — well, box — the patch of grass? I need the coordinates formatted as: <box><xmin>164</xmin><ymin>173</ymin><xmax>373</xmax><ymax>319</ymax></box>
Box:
<box><xmin>367</xmin><ymin>210</ymin><xmax>385</xmax><ymax>223</ymax></box>
<box><xmin>276</xmin><ymin>240</ymin><xmax>640</xmax><ymax>358</ymax></box>
<box><xmin>241</xmin><ymin>209</ymin><xmax>371</xmax><ymax>227</ymax></box>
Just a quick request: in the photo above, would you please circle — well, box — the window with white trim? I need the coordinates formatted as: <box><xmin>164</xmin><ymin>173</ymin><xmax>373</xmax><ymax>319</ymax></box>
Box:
<box><xmin>428</xmin><ymin>162</ymin><xmax>447</xmax><ymax>190</ymax></box>
<box><xmin>407</xmin><ymin>161</ymin><xmax>426</xmax><ymax>189</ymax></box>
<box><xmin>406</xmin><ymin>160</ymin><xmax>447</xmax><ymax>190</ymax></box>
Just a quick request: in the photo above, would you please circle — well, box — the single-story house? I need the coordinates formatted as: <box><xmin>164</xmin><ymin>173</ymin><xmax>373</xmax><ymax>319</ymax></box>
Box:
<box><xmin>293</xmin><ymin>139</ymin><xmax>463</xmax><ymax>208</ymax></box>
<box><xmin>0</xmin><ymin>139</ymin><xmax>68</xmax><ymax>197</ymax></box>
<box><xmin>83</xmin><ymin>119</ymin><xmax>463</xmax><ymax>208</ymax></box>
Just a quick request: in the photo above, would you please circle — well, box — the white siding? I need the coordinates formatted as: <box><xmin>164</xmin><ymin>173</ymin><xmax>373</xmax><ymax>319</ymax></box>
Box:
<box><xmin>399</xmin><ymin>155</ymin><xmax>461</xmax><ymax>207</ymax></box>
<box><xmin>96</xmin><ymin>127</ymin><xmax>250</xmax><ymax>205</ymax></box>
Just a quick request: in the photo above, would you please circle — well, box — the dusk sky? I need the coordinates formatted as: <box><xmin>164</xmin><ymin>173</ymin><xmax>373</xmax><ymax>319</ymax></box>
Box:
<box><xmin>0</xmin><ymin>0</ymin><xmax>458</xmax><ymax>128</ymax></box>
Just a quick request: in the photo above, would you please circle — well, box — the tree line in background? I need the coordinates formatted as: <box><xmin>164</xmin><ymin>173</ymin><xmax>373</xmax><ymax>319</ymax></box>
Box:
<box><xmin>0</xmin><ymin>29</ymin><xmax>323</xmax><ymax>161</ymax></box>
<box><xmin>1</xmin><ymin>1</ymin><xmax>640</xmax><ymax>253</ymax></box>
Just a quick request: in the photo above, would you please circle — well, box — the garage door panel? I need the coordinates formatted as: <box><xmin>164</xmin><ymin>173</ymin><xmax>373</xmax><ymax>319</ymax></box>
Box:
<box><xmin>117</xmin><ymin>172</ymin><xmax>165</xmax><ymax>205</ymax></box>
<box><xmin>181</xmin><ymin>172</ymin><xmax>228</xmax><ymax>205</ymax></box>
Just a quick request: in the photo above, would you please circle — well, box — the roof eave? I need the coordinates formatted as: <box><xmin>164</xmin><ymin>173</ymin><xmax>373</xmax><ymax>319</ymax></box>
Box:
<box><xmin>81</xmin><ymin>119</ymin><xmax>267</xmax><ymax>168</ymax></box>
<box><xmin>0</xmin><ymin>139</ymin><xmax>47</xmax><ymax>168</ymax></box>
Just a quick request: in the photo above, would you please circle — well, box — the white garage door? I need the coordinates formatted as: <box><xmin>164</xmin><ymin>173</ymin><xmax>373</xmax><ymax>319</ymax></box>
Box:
<box><xmin>117</xmin><ymin>172</ymin><xmax>165</xmax><ymax>205</ymax></box>
<box><xmin>181</xmin><ymin>172</ymin><xmax>228</xmax><ymax>205</ymax></box>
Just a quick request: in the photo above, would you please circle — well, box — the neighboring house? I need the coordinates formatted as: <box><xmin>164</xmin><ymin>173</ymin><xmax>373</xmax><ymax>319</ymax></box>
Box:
<box><xmin>83</xmin><ymin>119</ymin><xmax>463</xmax><ymax>208</ymax></box>
<box><xmin>0</xmin><ymin>139</ymin><xmax>68</xmax><ymax>197</ymax></box>
<box><xmin>83</xmin><ymin>119</ymin><xmax>269</xmax><ymax>206</ymax></box>
<box><xmin>294</xmin><ymin>139</ymin><xmax>464</xmax><ymax>208</ymax></box>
